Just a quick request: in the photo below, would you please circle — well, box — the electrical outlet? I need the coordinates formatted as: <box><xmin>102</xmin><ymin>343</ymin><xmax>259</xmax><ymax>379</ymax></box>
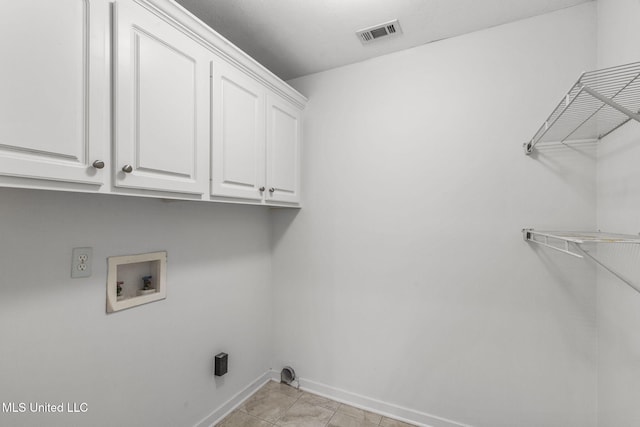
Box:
<box><xmin>71</xmin><ymin>247</ymin><xmax>93</xmax><ymax>278</ymax></box>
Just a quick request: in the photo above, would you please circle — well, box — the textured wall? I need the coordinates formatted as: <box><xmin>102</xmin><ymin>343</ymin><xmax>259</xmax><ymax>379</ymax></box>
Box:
<box><xmin>0</xmin><ymin>188</ymin><xmax>273</xmax><ymax>427</ymax></box>
<box><xmin>274</xmin><ymin>4</ymin><xmax>598</xmax><ymax>426</ymax></box>
<box><xmin>596</xmin><ymin>0</ymin><xmax>640</xmax><ymax>425</ymax></box>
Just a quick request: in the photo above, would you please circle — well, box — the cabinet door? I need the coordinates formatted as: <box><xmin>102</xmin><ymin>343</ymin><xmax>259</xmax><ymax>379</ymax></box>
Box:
<box><xmin>0</xmin><ymin>0</ymin><xmax>108</xmax><ymax>186</ymax></box>
<box><xmin>266</xmin><ymin>94</ymin><xmax>302</xmax><ymax>204</ymax></box>
<box><xmin>114</xmin><ymin>0</ymin><xmax>210</xmax><ymax>196</ymax></box>
<box><xmin>211</xmin><ymin>60</ymin><xmax>266</xmax><ymax>201</ymax></box>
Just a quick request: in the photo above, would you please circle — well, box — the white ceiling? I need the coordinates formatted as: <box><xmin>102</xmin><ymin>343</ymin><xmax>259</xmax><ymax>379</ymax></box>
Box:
<box><xmin>175</xmin><ymin>0</ymin><xmax>593</xmax><ymax>81</ymax></box>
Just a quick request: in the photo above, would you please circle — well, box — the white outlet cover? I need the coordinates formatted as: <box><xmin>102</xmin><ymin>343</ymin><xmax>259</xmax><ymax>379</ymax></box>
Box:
<box><xmin>71</xmin><ymin>247</ymin><xmax>93</xmax><ymax>278</ymax></box>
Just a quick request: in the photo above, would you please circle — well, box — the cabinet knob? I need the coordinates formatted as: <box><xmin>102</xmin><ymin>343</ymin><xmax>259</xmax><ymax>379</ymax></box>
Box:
<box><xmin>92</xmin><ymin>160</ymin><xmax>105</xmax><ymax>169</ymax></box>
<box><xmin>259</xmin><ymin>187</ymin><xmax>265</xmax><ymax>192</ymax></box>
<box><xmin>269</xmin><ymin>187</ymin><xmax>275</xmax><ymax>193</ymax></box>
<box><xmin>122</xmin><ymin>165</ymin><xmax>133</xmax><ymax>173</ymax></box>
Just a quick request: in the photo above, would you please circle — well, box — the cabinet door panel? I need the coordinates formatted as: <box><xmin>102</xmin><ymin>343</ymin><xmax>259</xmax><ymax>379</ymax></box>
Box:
<box><xmin>0</xmin><ymin>0</ymin><xmax>106</xmax><ymax>185</ymax></box>
<box><xmin>114</xmin><ymin>0</ymin><xmax>209</xmax><ymax>195</ymax></box>
<box><xmin>266</xmin><ymin>94</ymin><xmax>301</xmax><ymax>204</ymax></box>
<box><xmin>211</xmin><ymin>60</ymin><xmax>265</xmax><ymax>200</ymax></box>
<box><xmin>136</xmin><ymin>31</ymin><xmax>195</xmax><ymax>177</ymax></box>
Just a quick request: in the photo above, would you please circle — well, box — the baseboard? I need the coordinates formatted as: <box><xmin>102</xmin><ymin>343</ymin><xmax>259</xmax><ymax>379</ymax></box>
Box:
<box><xmin>269</xmin><ymin>370</ymin><xmax>472</xmax><ymax>427</ymax></box>
<box><xmin>195</xmin><ymin>371</ymin><xmax>272</xmax><ymax>427</ymax></box>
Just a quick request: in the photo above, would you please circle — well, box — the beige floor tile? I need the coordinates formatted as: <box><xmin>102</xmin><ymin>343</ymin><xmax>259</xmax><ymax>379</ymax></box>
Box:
<box><xmin>224</xmin><ymin>382</ymin><xmax>417</xmax><ymax>427</ymax></box>
<box><xmin>380</xmin><ymin>417</ymin><xmax>417</xmax><ymax>427</ymax></box>
<box><xmin>259</xmin><ymin>380</ymin><xmax>303</xmax><ymax>398</ymax></box>
<box><xmin>297</xmin><ymin>392</ymin><xmax>341</xmax><ymax>411</ymax></box>
<box><xmin>240</xmin><ymin>389</ymin><xmax>299</xmax><ymax>422</ymax></box>
<box><xmin>336</xmin><ymin>404</ymin><xmax>382</xmax><ymax>424</ymax></box>
<box><xmin>217</xmin><ymin>410</ymin><xmax>275</xmax><ymax>427</ymax></box>
<box><xmin>276</xmin><ymin>400</ymin><xmax>335</xmax><ymax>427</ymax></box>
<box><xmin>327</xmin><ymin>412</ymin><xmax>380</xmax><ymax>427</ymax></box>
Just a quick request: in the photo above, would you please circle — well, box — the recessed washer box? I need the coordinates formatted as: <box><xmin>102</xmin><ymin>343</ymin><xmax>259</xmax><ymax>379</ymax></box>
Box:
<box><xmin>106</xmin><ymin>251</ymin><xmax>167</xmax><ymax>313</ymax></box>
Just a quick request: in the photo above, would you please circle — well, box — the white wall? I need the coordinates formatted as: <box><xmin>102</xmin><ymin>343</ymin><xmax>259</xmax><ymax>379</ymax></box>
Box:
<box><xmin>274</xmin><ymin>4</ymin><xmax>598</xmax><ymax>427</ymax></box>
<box><xmin>596</xmin><ymin>0</ymin><xmax>640</xmax><ymax>426</ymax></box>
<box><xmin>0</xmin><ymin>188</ymin><xmax>273</xmax><ymax>427</ymax></box>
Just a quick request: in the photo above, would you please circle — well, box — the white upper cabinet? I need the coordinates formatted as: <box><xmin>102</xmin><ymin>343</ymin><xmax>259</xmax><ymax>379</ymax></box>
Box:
<box><xmin>113</xmin><ymin>0</ymin><xmax>211</xmax><ymax>196</ymax></box>
<box><xmin>0</xmin><ymin>0</ymin><xmax>305</xmax><ymax>205</ymax></box>
<box><xmin>211</xmin><ymin>60</ymin><xmax>266</xmax><ymax>201</ymax></box>
<box><xmin>212</xmin><ymin>61</ymin><xmax>304</xmax><ymax>205</ymax></box>
<box><xmin>266</xmin><ymin>94</ymin><xmax>302</xmax><ymax>204</ymax></box>
<box><xmin>0</xmin><ymin>0</ymin><xmax>108</xmax><ymax>186</ymax></box>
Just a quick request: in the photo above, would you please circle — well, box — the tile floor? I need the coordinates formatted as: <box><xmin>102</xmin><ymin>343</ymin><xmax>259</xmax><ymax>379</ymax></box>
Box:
<box><xmin>216</xmin><ymin>381</ymin><xmax>417</xmax><ymax>427</ymax></box>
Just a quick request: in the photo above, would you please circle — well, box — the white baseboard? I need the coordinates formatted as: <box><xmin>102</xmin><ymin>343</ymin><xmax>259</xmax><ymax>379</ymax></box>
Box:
<box><xmin>279</xmin><ymin>371</ymin><xmax>473</xmax><ymax>427</ymax></box>
<box><xmin>195</xmin><ymin>371</ymin><xmax>272</xmax><ymax>427</ymax></box>
<box><xmin>196</xmin><ymin>369</ymin><xmax>473</xmax><ymax>427</ymax></box>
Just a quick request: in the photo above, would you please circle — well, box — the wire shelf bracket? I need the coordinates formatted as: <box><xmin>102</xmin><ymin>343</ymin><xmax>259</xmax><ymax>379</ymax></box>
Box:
<box><xmin>522</xmin><ymin>228</ymin><xmax>640</xmax><ymax>294</ymax></box>
<box><xmin>524</xmin><ymin>62</ymin><xmax>640</xmax><ymax>154</ymax></box>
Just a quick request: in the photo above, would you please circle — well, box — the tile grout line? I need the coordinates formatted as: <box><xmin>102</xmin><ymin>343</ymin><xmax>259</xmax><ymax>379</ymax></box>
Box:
<box><xmin>276</xmin><ymin>388</ymin><xmax>302</xmax><ymax>425</ymax></box>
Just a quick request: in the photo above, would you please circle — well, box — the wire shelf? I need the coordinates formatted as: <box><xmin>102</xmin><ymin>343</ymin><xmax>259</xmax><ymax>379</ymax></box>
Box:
<box><xmin>523</xmin><ymin>228</ymin><xmax>640</xmax><ymax>294</ymax></box>
<box><xmin>525</xmin><ymin>230</ymin><xmax>640</xmax><ymax>244</ymax></box>
<box><xmin>525</xmin><ymin>62</ymin><xmax>640</xmax><ymax>154</ymax></box>
<box><xmin>523</xmin><ymin>229</ymin><xmax>640</xmax><ymax>258</ymax></box>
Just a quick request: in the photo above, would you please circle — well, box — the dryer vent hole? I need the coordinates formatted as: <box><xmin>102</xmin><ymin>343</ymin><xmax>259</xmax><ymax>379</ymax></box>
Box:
<box><xmin>280</xmin><ymin>366</ymin><xmax>297</xmax><ymax>388</ymax></box>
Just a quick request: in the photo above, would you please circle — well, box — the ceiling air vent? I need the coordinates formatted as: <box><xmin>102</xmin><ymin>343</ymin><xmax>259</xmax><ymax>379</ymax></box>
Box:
<box><xmin>356</xmin><ymin>19</ymin><xmax>402</xmax><ymax>45</ymax></box>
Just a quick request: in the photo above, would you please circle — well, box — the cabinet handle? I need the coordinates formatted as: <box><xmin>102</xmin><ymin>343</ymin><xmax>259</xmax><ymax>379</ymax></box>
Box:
<box><xmin>259</xmin><ymin>187</ymin><xmax>265</xmax><ymax>192</ymax></box>
<box><xmin>269</xmin><ymin>187</ymin><xmax>275</xmax><ymax>193</ymax></box>
<box><xmin>92</xmin><ymin>160</ymin><xmax>105</xmax><ymax>169</ymax></box>
<box><xmin>122</xmin><ymin>165</ymin><xmax>133</xmax><ymax>173</ymax></box>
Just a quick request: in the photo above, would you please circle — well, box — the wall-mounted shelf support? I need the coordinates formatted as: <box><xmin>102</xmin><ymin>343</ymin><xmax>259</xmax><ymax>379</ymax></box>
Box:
<box><xmin>580</xmin><ymin>86</ymin><xmax>640</xmax><ymax>123</ymax></box>
<box><xmin>523</xmin><ymin>229</ymin><xmax>640</xmax><ymax>294</ymax></box>
<box><xmin>524</xmin><ymin>62</ymin><xmax>640</xmax><ymax>154</ymax></box>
